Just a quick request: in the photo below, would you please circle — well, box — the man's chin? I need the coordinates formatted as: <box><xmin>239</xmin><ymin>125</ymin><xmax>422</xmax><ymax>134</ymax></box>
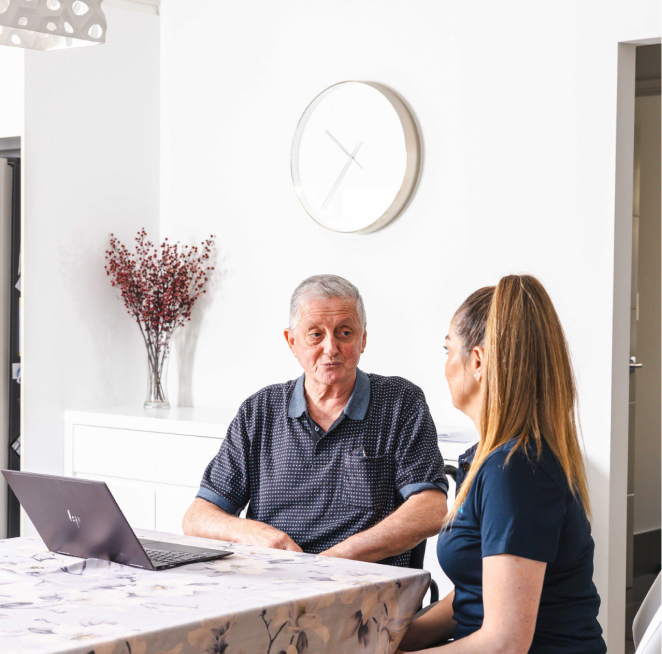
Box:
<box><xmin>314</xmin><ymin>366</ymin><xmax>353</xmax><ymax>385</ymax></box>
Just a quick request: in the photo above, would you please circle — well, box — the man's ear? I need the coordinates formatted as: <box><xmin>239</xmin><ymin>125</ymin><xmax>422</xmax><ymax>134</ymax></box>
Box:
<box><xmin>361</xmin><ymin>328</ymin><xmax>367</xmax><ymax>354</ymax></box>
<box><xmin>473</xmin><ymin>345</ymin><xmax>485</xmax><ymax>383</ymax></box>
<box><xmin>284</xmin><ymin>329</ymin><xmax>296</xmax><ymax>355</ymax></box>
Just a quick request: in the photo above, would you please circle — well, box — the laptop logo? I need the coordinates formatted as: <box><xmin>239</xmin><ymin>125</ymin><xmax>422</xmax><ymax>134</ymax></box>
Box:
<box><xmin>67</xmin><ymin>509</ymin><xmax>81</xmax><ymax>528</ymax></box>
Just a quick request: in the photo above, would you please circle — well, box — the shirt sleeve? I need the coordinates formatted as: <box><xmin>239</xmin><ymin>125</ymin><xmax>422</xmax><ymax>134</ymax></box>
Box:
<box><xmin>196</xmin><ymin>405</ymin><xmax>251</xmax><ymax>516</ymax></box>
<box><xmin>395</xmin><ymin>390</ymin><xmax>448</xmax><ymax>500</ymax></box>
<box><xmin>476</xmin><ymin>449</ymin><xmax>567</xmax><ymax>562</ymax></box>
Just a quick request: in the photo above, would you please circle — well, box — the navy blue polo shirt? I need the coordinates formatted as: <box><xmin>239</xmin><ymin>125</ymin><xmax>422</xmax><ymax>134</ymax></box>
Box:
<box><xmin>437</xmin><ymin>438</ymin><xmax>606</xmax><ymax>653</ymax></box>
<box><xmin>197</xmin><ymin>369</ymin><xmax>448</xmax><ymax>567</ymax></box>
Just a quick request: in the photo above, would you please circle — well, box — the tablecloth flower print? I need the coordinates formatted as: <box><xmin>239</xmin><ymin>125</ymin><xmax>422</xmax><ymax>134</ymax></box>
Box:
<box><xmin>0</xmin><ymin>534</ymin><xmax>429</xmax><ymax>654</ymax></box>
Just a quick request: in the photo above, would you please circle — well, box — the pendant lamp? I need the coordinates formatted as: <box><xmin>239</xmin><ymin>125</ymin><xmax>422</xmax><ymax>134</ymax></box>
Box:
<box><xmin>0</xmin><ymin>0</ymin><xmax>106</xmax><ymax>51</ymax></box>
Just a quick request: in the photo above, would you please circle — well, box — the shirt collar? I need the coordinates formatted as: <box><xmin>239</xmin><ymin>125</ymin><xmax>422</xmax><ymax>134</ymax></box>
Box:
<box><xmin>287</xmin><ymin>368</ymin><xmax>370</xmax><ymax>421</ymax></box>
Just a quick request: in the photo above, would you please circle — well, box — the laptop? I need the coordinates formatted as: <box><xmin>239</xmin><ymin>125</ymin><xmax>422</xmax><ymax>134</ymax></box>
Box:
<box><xmin>2</xmin><ymin>470</ymin><xmax>233</xmax><ymax>571</ymax></box>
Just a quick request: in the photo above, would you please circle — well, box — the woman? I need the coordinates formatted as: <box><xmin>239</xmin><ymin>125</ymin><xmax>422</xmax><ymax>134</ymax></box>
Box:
<box><xmin>399</xmin><ymin>275</ymin><xmax>606</xmax><ymax>654</ymax></box>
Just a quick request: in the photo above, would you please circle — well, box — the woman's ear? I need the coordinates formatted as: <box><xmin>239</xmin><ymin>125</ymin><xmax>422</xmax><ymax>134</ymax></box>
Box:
<box><xmin>472</xmin><ymin>345</ymin><xmax>485</xmax><ymax>383</ymax></box>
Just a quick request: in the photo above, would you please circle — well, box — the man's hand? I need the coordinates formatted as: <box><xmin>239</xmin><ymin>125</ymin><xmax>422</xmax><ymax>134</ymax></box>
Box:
<box><xmin>251</xmin><ymin>522</ymin><xmax>303</xmax><ymax>552</ymax></box>
<box><xmin>318</xmin><ymin>542</ymin><xmax>352</xmax><ymax>559</ymax></box>
<box><xmin>315</xmin><ymin>490</ymin><xmax>447</xmax><ymax>564</ymax></box>
<box><xmin>183</xmin><ymin>497</ymin><xmax>302</xmax><ymax>552</ymax></box>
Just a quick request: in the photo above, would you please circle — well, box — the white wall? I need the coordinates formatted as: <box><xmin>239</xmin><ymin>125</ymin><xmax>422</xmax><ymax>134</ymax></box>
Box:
<box><xmin>0</xmin><ymin>47</ymin><xmax>23</xmax><ymax>139</ymax></box>
<box><xmin>634</xmin><ymin>93</ymin><xmax>661</xmax><ymax>535</ymax></box>
<box><xmin>161</xmin><ymin>2</ymin><xmax>659</xmax><ymax>650</ymax></box>
<box><xmin>23</xmin><ymin>7</ymin><xmax>160</xmax><ymax>483</ymax></box>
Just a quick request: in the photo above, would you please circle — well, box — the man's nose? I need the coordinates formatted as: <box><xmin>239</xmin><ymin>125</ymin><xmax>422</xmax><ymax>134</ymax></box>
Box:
<box><xmin>323</xmin><ymin>335</ymin><xmax>340</xmax><ymax>356</ymax></box>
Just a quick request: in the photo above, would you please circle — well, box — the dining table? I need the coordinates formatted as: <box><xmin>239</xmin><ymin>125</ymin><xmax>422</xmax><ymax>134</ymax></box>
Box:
<box><xmin>0</xmin><ymin>529</ymin><xmax>430</xmax><ymax>654</ymax></box>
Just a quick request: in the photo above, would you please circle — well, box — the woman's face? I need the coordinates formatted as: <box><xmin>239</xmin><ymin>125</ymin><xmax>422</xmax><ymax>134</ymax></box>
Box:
<box><xmin>444</xmin><ymin>322</ymin><xmax>483</xmax><ymax>418</ymax></box>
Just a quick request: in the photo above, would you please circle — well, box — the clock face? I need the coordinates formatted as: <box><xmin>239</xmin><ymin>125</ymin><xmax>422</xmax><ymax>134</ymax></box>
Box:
<box><xmin>291</xmin><ymin>82</ymin><xmax>420</xmax><ymax>233</ymax></box>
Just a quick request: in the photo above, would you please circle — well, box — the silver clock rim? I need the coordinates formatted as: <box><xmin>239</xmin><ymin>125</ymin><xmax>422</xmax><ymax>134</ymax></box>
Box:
<box><xmin>290</xmin><ymin>80</ymin><xmax>421</xmax><ymax>235</ymax></box>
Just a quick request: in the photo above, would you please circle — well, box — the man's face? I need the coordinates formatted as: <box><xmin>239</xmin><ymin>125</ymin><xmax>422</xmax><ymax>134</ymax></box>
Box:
<box><xmin>285</xmin><ymin>297</ymin><xmax>367</xmax><ymax>388</ymax></box>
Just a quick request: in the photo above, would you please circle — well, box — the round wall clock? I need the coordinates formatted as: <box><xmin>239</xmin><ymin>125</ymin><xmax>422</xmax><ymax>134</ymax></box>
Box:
<box><xmin>291</xmin><ymin>81</ymin><xmax>420</xmax><ymax>234</ymax></box>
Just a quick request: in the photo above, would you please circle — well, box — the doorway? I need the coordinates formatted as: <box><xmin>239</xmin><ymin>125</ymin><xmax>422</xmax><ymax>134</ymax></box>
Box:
<box><xmin>625</xmin><ymin>43</ymin><xmax>661</xmax><ymax>654</ymax></box>
<box><xmin>0</xmin><ymin>136</ymin><xmax>19</xmax><ymax>540</ymax></box>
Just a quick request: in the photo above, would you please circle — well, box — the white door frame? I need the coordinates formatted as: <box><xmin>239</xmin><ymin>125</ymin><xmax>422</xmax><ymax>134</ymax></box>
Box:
<box><xmin>610</xmin><ymin>37</ymin><xmax>660</xmax><ymax>652</ymax></box>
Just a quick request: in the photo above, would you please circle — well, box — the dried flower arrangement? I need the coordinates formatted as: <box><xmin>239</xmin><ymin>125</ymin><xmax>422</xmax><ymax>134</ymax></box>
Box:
<box><xmin>105</xmin><ymin>228</ymin><xmax>215</xmax><ymax>408</ymax></box>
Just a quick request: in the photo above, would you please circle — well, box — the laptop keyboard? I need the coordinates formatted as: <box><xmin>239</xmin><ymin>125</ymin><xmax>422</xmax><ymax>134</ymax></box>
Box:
<box><xmin>143</xmin><ymin>547</ymin><xmax>221</xmax><ymax>566</ymax></box>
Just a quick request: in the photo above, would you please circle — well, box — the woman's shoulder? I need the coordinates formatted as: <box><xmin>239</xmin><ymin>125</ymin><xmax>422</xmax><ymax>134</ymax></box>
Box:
<box><xmin>476</xmin><ymin>437</ymin><xmax>568</xmax><ymax>497</ymax></box>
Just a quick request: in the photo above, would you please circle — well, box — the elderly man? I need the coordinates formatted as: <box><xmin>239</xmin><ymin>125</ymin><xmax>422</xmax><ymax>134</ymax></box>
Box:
<box><xmin>183</xmin><ymin>274</ymin><xmax>448</xmax><ymax>566</ymax></box>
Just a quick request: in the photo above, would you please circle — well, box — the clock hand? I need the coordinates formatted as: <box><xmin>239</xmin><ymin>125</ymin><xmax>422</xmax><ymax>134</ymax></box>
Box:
<box><xmin>321</xmin><ymin>141</ymin><xmax>363</xmax><ymax>211</ymax></box>
<box><xmin>324</xmin><ymin>130</ymin><xmax>363</xmax><ymax>169</ymax></box>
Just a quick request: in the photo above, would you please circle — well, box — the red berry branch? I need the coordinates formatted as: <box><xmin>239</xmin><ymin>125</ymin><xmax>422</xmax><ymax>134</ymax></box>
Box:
<box><xmin>105</xmin><ymin>228</ymin><xmax>216</xmax><ymax>405</ymax></box>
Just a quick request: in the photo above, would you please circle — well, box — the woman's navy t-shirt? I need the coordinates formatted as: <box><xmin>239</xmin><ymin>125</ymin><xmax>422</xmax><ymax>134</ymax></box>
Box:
<box><xmin>437</xmin><ymin>439</ymin><xmax>606</xmax><ymax>653</ymax></box>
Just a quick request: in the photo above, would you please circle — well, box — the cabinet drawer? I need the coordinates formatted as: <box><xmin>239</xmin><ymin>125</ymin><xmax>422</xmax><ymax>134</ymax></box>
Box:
<box><xmin>154</xmin><ymin>433</ymin><xmax>222</xmax><ymax>487</ymax></box>
<box><xmin>155</xmin><ymin>486</ymin><xmax>198</xmax><ymax>534</ymax></box>
<box><xmin>73</xmin><ymin>426</ymin><xmax>156</xmax><ymax>480</ymax></box>
<box><xmin>72</xmin><ymin>425</ymin><xmax>223</xmax><ymax>484</ymax></box>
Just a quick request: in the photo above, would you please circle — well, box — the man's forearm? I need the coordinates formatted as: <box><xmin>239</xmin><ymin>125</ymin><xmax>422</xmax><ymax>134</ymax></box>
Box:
<box><xmin>183</xmin><ymin>497</ymin><xmax>252</xmax><ymax>542</ymax></box>
<box><xmin>182</xmin><ymin>498</ymin><xmax>303</xmax><ymax>551</ymax></box>
<box><xmin>321</xmin><ymin>489</ymin><xmax>447</xmax><ymax>562</ymax></box>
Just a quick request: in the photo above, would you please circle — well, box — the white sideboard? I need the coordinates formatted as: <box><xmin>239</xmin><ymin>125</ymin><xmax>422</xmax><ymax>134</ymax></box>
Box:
<box><xmin>64</xmin><ymin>408</ymin><xmax>235</xmax><ymax>535</ymax></box>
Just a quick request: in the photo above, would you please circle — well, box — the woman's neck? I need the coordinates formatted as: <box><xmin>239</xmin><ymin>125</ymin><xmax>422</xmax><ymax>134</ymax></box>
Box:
<box><xmin>465</xmin><ymin>395</ymin><xmax>483</xmax><ymax>435</ymax></box>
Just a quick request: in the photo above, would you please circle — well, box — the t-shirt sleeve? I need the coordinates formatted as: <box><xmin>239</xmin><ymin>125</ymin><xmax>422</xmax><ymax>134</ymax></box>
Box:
<box><xmin>476</xmin><ymin>449</ymin><xmax>567</xmax><ymax>562</ymax></box>
<box><xmin>196</xmin><ymin>405</ymin><xmax>251</xmax><ymax>516</ymax></box>
<box><xmin>395</xmin><ymin>390</ymin><xmax>448</xmax><ymax>501</ymax></box>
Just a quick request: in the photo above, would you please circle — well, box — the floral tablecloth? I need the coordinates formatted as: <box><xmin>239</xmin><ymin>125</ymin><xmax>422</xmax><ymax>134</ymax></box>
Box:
<box><xmin>0</xmin><ymin>530</ymin><xmax>429</xmax><ymax>654</ymax></box>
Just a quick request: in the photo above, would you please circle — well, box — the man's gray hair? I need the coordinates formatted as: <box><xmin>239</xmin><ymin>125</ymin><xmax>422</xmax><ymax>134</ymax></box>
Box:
<box><xmin>289</xmin><ymin>274</ymin><xmax>367</xmax><ymax>333</ymax></box>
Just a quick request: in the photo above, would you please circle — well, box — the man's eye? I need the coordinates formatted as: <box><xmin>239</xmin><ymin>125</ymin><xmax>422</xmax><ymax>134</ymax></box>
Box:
<box><xmin>309</xmin><ymin>332</ymin><xmax>322</xmax><ymax>339</ymax></box>
<box><xmin>443</xmin><ymin>345</ymin><xmax>449</xmax><ymax>356</ymax></box>
<box><xmin>340</xmin><ymin>330</ymin><xmax>352</xmax><ymax>337</ymax></box>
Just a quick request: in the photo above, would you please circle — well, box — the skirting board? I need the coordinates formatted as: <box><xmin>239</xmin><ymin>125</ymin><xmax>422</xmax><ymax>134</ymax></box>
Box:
<box><xmin>633</xmin><ymin>529</ymin><xmax>661</xmax><ymax>577</ymax></box>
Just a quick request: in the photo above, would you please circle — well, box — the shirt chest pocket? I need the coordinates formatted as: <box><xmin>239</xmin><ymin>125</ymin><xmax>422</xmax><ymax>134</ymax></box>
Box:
<box><xmin>341</xmin><ymin>454</ymin><xmax>394</xmax><ymax>510</ymax></box>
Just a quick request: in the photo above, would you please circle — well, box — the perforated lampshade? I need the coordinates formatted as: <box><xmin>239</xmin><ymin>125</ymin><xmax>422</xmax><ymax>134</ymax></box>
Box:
<box><xmin>0</xmin><ymin>0</ymin><xmax>106</xmax><ymax>51</ymax></box>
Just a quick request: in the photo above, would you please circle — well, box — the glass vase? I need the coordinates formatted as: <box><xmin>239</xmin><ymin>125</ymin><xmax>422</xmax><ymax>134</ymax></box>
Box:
<box><xmin>145</xmin><ymin>343</ymin><xmax>171</xmax><ymax>409</ymax></box>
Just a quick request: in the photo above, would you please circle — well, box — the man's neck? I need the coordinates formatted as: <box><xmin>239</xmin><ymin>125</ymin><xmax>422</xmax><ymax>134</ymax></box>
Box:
<box><xmin>304</xmin><ymin>372</ymin><xmax>357</xmax><ymax>428</ymax></box>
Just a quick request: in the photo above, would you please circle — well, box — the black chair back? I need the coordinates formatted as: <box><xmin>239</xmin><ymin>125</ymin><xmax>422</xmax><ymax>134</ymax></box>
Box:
<box><xmin>410</xmin><ymin>538</ymin><xmax>427</xmax><ymax>570</ymax></box>
<box><xmin>410</xmin><ymin>538</ymin><xmax>439</xmax><ymax>604</ymax></box>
